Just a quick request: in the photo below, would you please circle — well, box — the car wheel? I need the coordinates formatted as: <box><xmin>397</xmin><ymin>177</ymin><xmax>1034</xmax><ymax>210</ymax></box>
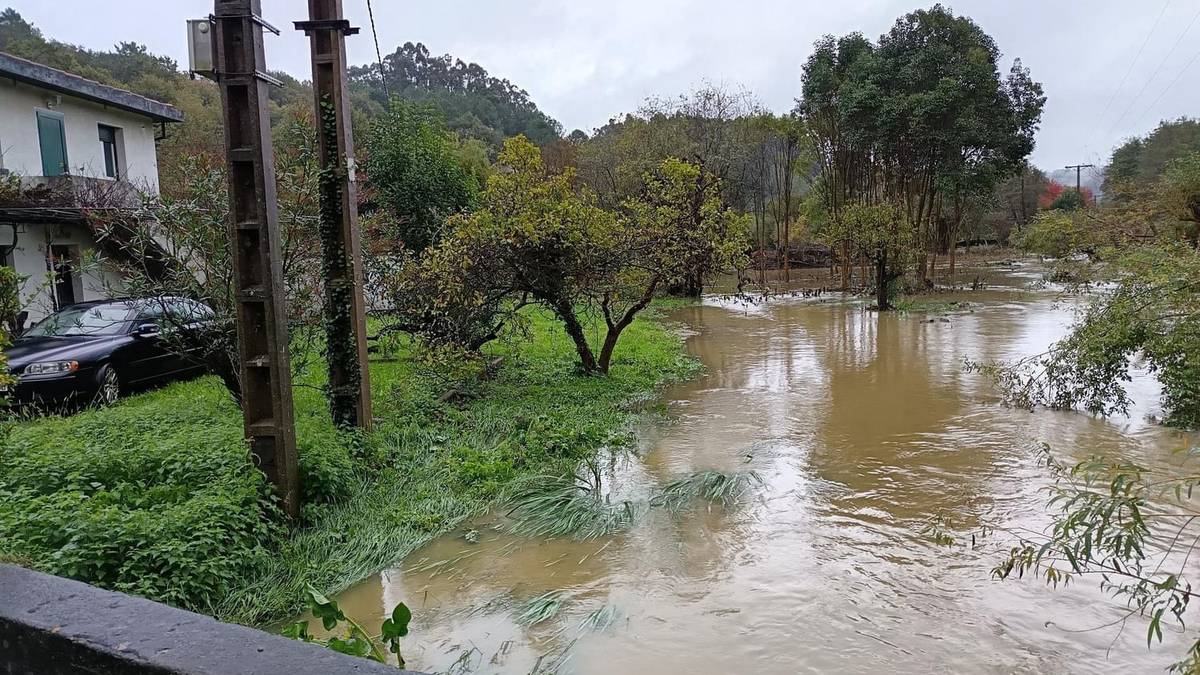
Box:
<box><xmin>95</xmin><ymin>365</ymin><xmax>120</xmax><ymax>406</ymax></box>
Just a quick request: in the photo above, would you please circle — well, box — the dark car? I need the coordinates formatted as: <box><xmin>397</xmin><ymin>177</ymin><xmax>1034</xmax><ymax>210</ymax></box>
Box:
<box><xmin>3</xmin><ymin>297</ymin><xmax>214</xmax><ymax>408</ymax></box>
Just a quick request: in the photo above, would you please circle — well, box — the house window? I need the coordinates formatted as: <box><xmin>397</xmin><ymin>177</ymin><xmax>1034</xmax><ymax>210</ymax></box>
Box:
<box><xmin>36</xmin><ymin>110</ymin><xmax>68</xmax><ymax>177</ymax></box>
<box><xmin>98</xmin><ymin>124</ymin><xmax>121</xmax><ymax>179</ymax></box>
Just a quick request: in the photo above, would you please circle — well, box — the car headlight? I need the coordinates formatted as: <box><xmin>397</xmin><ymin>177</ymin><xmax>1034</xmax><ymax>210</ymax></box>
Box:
<box><xmin>23</xmin><ymin>361</ymin><xmax>79</xmax><ymax>376</ymax></box>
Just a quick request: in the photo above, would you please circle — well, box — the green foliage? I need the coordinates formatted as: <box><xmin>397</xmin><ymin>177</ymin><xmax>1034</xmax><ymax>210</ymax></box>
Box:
<box><xmin>364</xmin><ymin>100</ymin><xmax>482</xmax><ymax>251</ymax></box>
<box><xmin>284</xmin><ymin>585</ymin><xmax>411</xmax><ymax>667</ymax></box>
<box><xmin>389</xmin><ymin>137</ymin><xmax>745</xmax><ymax>373</ymax></box>
<box><xmin>799</xmin><ymin>5</ymin><xmax>1044</xmax><ymax>285</ymax></box>
<box><xmin>0</xmin><ymin>381</ymin><xmax>282</xmax><ymax>610</ymax></box>
<box><xmin>990</xmin><ymin>445</ymin><xmax>1200</xmax><ymax>672</ymax></box>
<box><xmin>2</xmin><ymin>305</ymin><xmax>695</xmax><ymax>625</ymax></box>
<box><xmin>1012</xmin><ymin>211</ymin><xmax>1091</xmax><ymax>258</ymax></box>
<box><xmin>1105</xmin><ymin>118</ymin><xmax>1200</xmax><ymax>191</ymax></box>
<box><xmin>976</xmin><ymin>244</ymin><xmax>1200</xmax><ymax>429</ymax></box>
<box><xmin>505</xmin><ymin>474</ymin><xmax>640</xmax><ymax>540</ymax></box>
<box><xmin>1048</xmin><ymin>188</ymin><xmax>1087</xmax><ymax>212</ymax></box>
<box><xmin>649</xmin><ymin>469</ymin><xmax>763</xmax><ymax>511</ymax></box>
<box><xmin>515</xmin><ymin>591</ymin><xmax>568</xmax><ymax>627</ymax></box>
<box><xmin>0</xmin><ymin>265</ymin><xmax>18</xmax><ymax>400</ymax></box>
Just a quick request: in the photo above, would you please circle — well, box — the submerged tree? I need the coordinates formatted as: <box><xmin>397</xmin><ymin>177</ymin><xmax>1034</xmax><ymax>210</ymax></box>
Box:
<box><xmin>799</xmin><ymin>5</ymin><xmax>1044</xmax><ymax>295</ymax></box>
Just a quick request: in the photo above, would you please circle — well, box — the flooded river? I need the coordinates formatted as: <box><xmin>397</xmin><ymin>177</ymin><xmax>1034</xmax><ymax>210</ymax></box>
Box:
<box><xmin>327</xmin><ymin>264</ymin><xmax>1196</xmax><ymax>673</ymax></box>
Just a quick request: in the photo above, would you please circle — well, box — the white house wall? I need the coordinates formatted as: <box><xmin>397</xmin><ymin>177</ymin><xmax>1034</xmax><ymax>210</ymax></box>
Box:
<box><xmin>7</xmin><ymin>222</ymin><xmax>127</xmax><ymax>324</ymax></box>
<box><xmin>0</xmin><ymin>79</ymin><xmax>162</xmax><ymax>194</ymax></box>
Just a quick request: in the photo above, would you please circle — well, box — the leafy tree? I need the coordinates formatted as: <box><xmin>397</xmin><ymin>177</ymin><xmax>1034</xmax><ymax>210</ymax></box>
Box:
<box><xmin>387</xmin><ymin>138</ymin><xmax>745</xmax><ymax>374</ymax></box>
<box><xmin>1104</xmin><ymin>118</ymin><xmax>1200</xmax><ymax>191</ymax></box>
<box><xmin>1012</xmin><ymin>211</ymin><xmax>1094</xmax><ymax>258</ymax></box>
<box><xmin>800</xmin><ymin>6</ymin><xmax>1044</xmax><ymax>291</ymax></box>
<box><xmin>89</xmin><ymin>113</ymin><xmax>327</xmax><ymax>403</ymax></box>
<box><xmin>363</xmin><ymin>100</ymin><xmax>482</xmax><ymax>252</ymax></box>
<box><xmin>974</xmin><ymin>143</ymin><xmax>1200</xmax><ymax>669</ymax></box>
<box><xmin>842</xmin><ymin>203</ymin><xmax>910</xmax><ymax>310</ymax></box>
<box><xmin>576</xmin><ymin>84</ymin><xmax>764</xmax><ymax>213</ymax></box>
<box><xmin>1159</xmin><ymin>153</ymin><xmax>1200</xmax><ymax>247</ymax></box>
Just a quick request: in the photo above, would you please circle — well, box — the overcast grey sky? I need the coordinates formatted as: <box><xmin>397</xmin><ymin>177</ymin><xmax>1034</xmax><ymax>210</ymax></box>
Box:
<box><xmin>8</xmin><ymin>1</ymin><xmax>1200</xmax><ymax>173</ymax></box>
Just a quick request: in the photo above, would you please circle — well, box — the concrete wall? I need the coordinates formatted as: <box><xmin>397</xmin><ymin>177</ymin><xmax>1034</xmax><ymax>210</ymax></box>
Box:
<box><xmin>0</xmin><ymin>78</ymin><xmax>162</xmax><ymax>194</ymax></box>
<box><xmin>0</xmin><ymin>564</ymin><xmax>424</xmax><ymax>675</ymax></box>
<box><xmin>4</xmin><ymin>221</ymin><xmax>126</xmax><ymax>324</ymax></box>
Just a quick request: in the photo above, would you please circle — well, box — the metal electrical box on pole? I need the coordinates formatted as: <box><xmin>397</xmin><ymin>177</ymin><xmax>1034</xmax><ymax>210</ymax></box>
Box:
<box><xmin>206</xmin><ymin>0</ymin><xmax>301</xmax><ymax>517</ymax></box>
<box><xmin>295</xmin><ymin>0</ymin><xmax>373</xmax><ymax>430</ymax></box>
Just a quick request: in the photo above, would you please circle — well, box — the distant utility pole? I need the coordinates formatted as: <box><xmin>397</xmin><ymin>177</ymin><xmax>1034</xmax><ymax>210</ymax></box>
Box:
<box><xmin>210</xmin><ymin>0</ymin><xmax>301</xmax><ymax>517</ymax></box>
<box><xmin>295</xmin><ymin>0</ymin><xmax>373</xmax><ymax>430</ymax></box>
<box><xmin>1064</xmin><ymin>163</ymin><xmax>1095</xmax><ymax>195</ymax></box>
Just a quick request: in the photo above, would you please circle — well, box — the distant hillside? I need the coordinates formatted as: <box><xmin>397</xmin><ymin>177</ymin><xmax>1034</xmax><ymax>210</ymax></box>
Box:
<box><xmin>1104</xmin><ymin>117</ymin><xmax>1200</xmax><ymax>190</ymax></box>
<box><xmin>348</xmin><ymin>42</ymin><xmax>561</xmax><ymax>147</ymax></box>
<box><xmin>0</xmin><ymin>8</ymin><xmax>560</xmax><ymax>154</ymax></box>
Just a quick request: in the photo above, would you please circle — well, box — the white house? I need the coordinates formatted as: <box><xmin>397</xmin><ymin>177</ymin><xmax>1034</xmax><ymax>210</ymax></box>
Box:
<box><xmin>0</xmin><ymin>51</ymin><xmax>183</xmax><ymax>324</ymax></box>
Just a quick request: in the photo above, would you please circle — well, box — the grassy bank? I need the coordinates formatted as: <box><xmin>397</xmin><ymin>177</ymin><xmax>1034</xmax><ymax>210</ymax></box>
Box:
<box><xmin>0</xmin><ymin>306</ymin><xmax>697</xmax><ymax>625</ymax></box>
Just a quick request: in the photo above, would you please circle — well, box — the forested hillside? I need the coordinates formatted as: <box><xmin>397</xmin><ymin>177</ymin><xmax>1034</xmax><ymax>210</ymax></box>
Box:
<box><xmin>0</xmin><ymin>8</ymin><xmax>560</xmax><ymax>183</ymax></box>
<box><xmin>348</xmin><ymin>42</ymin><xmax>561</xmax><ymax>147</ymax></box>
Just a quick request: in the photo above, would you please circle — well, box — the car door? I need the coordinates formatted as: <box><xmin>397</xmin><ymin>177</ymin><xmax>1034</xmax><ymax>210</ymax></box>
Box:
<box><xmin>165</xmin><ymin>298</ymin><xmax>210</xmax><ymax>375</ymax></box>
<box><xmin>122</xmin><ymin>304</ymin><xmax>177</xmax><ymax>385</ymax></box>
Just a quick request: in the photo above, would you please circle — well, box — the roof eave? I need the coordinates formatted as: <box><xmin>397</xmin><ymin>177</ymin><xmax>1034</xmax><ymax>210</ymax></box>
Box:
<box><xmin>0</xmin><ymin>52</ymin><xmax>184</xmax><ymax>124</ymax></box>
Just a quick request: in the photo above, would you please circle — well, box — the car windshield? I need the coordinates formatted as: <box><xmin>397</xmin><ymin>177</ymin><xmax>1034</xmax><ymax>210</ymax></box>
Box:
<box><xmin>23</xmin><ymin>305</ymin><xmax>132</xmax><ymax>337</ymax></box>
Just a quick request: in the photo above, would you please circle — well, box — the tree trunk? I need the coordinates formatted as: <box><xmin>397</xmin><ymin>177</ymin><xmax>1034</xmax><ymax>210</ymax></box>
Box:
<box><xmin>553</xmin><ymin>300</ymin><xmax>597</xmax><ymax>373</ymax></box>
<box><xmin>875</xmin><ymin>252</ymin><xmax>890</xmax><ymax>311</ymax></box>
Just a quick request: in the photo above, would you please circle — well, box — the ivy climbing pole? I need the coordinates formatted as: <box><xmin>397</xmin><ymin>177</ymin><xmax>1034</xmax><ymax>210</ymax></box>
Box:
<box><xmin>295</xmin><ymin>0</ymin><xmax>373</xmax><ymax>429</ymax></box>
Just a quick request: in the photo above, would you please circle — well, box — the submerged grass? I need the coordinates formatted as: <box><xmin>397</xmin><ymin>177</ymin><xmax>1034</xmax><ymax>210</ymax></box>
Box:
<box><xmin>515</xmin><ymin>590</ymin><xmax>569</xmax><ymax>627</ymax></box>
<box><xmin>579</xmin><ymin>604</ymin><xmax>618</xmax><ymax>632</ymax></box>
<box><xmin>505</xmin><ymin>467</ymin><xmax>764</xmax><ymax>541</ymax></box>
<box><xmin>0</xmin><ymin>304</ymin><xmax>698</xmax><ymax>626</ymax></box>
<box><xmin>505</xmin><ymin>475</ymin><xmax>641</xmax><ymax>540</ymax></box>
<box><xmin>650</xmin><ymin>469</ymin><xmax>764</xmax><ymax>511</ymax></box>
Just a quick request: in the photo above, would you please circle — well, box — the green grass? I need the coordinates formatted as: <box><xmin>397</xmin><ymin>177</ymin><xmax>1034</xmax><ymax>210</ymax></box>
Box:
<box><xmin>893</xmin><ymin>297</ymin><xmax>978</xmax><ymax>314</ymax></box>
<box><xmin>0</xmin><ymin>305</ymin><xmax>697</xmax><ymax>626</ymax></box>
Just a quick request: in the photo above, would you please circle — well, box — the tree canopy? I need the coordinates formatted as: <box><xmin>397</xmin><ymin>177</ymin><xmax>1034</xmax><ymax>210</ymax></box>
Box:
<box><xmin>798</xmin><ymin>4</ymin><xmax>1045</xmax><ymax>297</ymax></box>
<box><xmin>363</xmin><ymin>100</ymin><xmax>483</xmax><ymax>252</ymax></box>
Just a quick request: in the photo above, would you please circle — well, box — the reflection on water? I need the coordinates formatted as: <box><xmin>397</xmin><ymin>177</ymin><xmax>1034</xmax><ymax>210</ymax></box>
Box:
<box><xmin>325</xmin><ymin>264</ymin><xmax>1196</xmax><ymax>674</ymax></box>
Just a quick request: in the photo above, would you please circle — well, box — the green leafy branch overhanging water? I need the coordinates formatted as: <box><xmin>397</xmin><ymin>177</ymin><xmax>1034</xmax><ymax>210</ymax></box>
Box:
<box><xmin>284</xmin><ymin>585</ymin><xmax>412</xmax><ymax>668</ymax></box>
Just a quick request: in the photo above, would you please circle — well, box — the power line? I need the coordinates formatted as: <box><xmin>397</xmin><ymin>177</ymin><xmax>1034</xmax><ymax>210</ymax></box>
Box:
<box><xmin>366</xmin><ymin>0</ymin><xmax>390</xmax><ymax>100</ymax></box>
<box><xmin>1105</xmin><ymin>3</ymin><xmax>1200</xmax><ymax>139</ymax></box>
<box><xmin>1093</xmin><ymin>0</ymin><xmax>1171</xmax><ymax>138</ymax></box>
<box><xmin>1131</xmin><ymin>44</ymin><xmax>1200</xmax><ymax>131</ymax></box>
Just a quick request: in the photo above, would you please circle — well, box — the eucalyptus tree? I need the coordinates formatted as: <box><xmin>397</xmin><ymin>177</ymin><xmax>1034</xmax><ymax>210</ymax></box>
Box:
<box><xmin>798</xmin><ymin>32</ymin><xmax>879</xmax><ymax>290</ymax></box>
<box><xmin>799</xmin><ymin>5</ymin><xmax>1044</xmax><ymax>294</ymax></box>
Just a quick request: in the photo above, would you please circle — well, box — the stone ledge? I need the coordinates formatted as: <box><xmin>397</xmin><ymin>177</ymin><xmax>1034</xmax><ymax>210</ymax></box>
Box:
<box><xmin>0</xmin><ymin>564</ymin><xmax>421</xmax><ymax>675</ymax></box>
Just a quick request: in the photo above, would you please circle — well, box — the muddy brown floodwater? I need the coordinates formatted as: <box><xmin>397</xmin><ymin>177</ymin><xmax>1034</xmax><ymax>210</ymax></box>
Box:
<box><xmin>321</xmin><ymin>263</ymin><xmax>1197</xmax><ymax>674</ymax></box>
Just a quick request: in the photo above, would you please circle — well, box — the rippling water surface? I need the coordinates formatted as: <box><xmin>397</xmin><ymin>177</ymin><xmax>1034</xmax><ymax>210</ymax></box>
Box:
<box><xmin>324</xmin><ymin>264</ymin><xmax>1197</xmax><ymax>674</ymax></box>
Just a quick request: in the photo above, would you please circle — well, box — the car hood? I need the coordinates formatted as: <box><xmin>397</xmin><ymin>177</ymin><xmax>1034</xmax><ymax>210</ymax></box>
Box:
<box><xmin>5</xmin><ymin>335</ymin><xmax>121</xmax><ymax>370</ymax></box>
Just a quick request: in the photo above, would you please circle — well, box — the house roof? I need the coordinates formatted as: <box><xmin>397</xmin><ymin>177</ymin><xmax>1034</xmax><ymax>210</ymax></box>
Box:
<box><xmin>0</xmin><ymin>51</ymin><xmax>184</xmax><ymax>124</ymax></box>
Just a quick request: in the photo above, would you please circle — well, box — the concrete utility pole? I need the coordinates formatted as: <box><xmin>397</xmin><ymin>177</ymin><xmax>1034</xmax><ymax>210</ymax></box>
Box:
<box><xmin>1064</xmin><ymin>163</ymin><xmax>1095</xmax><ymax>195</ymax></box>
<box><xmin>295</xmin><ymin>0</ymin><xmax>373</xmax><ymax>430</ymax></box>
<box><xmin>211</xmin><ymin>0</ymin><xmax>301</xmax><ymax>517</ymax></box>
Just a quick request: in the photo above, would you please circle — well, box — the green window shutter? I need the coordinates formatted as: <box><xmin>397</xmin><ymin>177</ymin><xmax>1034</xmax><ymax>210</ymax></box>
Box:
<box><xmin>37</xmin><ymin>111</ymin><xmax>68</xmax><ymax>177</ymax></box>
